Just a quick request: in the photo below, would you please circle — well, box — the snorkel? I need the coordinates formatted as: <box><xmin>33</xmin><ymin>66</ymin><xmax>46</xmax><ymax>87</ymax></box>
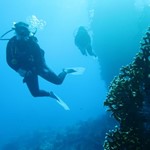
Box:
<box><xmin>0</xmin><ymin>29</ymin><xmax>14</xmax><ymax>40</ymax></box>
<box><xmin>0</xmin><ymin>22</ymin><xmax>37</xmax><ymax>41</ymax></box>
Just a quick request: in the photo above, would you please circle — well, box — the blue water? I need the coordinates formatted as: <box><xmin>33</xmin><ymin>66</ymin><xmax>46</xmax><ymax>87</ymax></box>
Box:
<box><xmin>0</xmin><ymin>0</ymin><xmax>106</xmax><ymax>148</ymax></box>
<box><xmin>0</xmin><ymin>0</ymin><xmax>150</xmax><ymax>149</ymax></box>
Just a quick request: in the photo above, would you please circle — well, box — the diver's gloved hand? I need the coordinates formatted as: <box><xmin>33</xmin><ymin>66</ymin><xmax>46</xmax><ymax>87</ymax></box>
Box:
<box><xmin>22</xmin><ymin>70</ymin><xmax>33</xmax><ymax>83</ymax></box>
<box><xmin>25</xmin><ymin>70</ymin><xmax>33</xmax><ymax>77</ymax></box>
<box><xmin>17</xmin><ymin>68</ymin><xmax>27</xmax><ymax>77</ymax></box>
<box><xmin>17</xmin><ymin>69</ymin><xmax>33</xmax><ymax>77</ymax></box>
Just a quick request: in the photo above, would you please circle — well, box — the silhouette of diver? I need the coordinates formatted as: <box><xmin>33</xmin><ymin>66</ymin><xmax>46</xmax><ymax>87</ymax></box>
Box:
<box><xmin>6</xmin><ymin>22</ymin><xmax>76</xmax><ymax>100</ymax></box>
<box><xmin>74</xmin><ymin>26</ymin><xmax>96</xmax><ymax>57</ymax></box>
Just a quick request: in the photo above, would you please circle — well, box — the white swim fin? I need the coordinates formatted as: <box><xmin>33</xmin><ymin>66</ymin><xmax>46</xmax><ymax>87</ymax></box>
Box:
<box><xmin>56</xmin><ymin>98</ymin><xmax>70</xmax><ymax>110</ymax></box>
<box><xmin>64</xmin><ymin>67</ymin><xmax>85</xmax><ymax>75</ymax></box>
<box><xmin>50</xmin><ymin>92</ymin><xmax>70</xmax><ymax>110</ymax></box>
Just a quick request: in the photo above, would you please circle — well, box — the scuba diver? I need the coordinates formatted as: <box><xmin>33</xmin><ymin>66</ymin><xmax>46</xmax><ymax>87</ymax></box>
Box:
<box><xmin>5</xmin><ymin>22</ymin><xmax>76</xmax><ymax>102</ymax></box>
<box><xmin>74</xmin><ymin>26</ymin><xmax>97</xmax><ymax>57</ymax></box>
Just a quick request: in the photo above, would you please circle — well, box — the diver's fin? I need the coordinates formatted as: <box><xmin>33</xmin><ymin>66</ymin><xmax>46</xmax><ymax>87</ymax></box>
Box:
<box><xmin>50</xmin><ymin>92</ymin><xmax>70</xmax><ymax>110</ymax></box>
<box><xmin>56</xmin><ymin>97</ymin><xmax>70</xmax><ymax>110</ymax></box>
<box><xmin>64</xmin><ymin>67</ymin><xmax>85</xmax><ymax>75</ymax></box>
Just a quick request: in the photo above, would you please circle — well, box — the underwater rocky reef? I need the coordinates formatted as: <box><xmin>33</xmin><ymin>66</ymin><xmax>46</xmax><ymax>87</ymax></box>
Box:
<box><xmin>103</xmin><ymin>28</ymin><xmax>150</xmax><ymax>149</ymax></box>
<box><xmin>2</xmin><ymin>114</ymin><xmax>116</xmax><ymax>150</ymax></box>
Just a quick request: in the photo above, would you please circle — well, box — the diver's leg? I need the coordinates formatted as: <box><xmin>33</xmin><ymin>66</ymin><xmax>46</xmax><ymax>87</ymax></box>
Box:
<box><xmin>39</xmin><ymin>67</ymin><xmax>67</xmax><ymax>85</ymax></box>
<box><xmin>24</xmin><ymin>73</ymin><xmax>50</xmax><ymax>97</ymax></box>
<box><xmin>79</xmin><ymin>47</ymin><xmax>87</xmax><ymax>55</ymax></box>
<box><xmin>86</xmin><ymin>45</ymin><xmax>96</xmax><ymax>57</ymax></box>
<box><xmin>39</xmin><ymin>66</ymin><xmax>76</xmax><ymax>85</ymax></box>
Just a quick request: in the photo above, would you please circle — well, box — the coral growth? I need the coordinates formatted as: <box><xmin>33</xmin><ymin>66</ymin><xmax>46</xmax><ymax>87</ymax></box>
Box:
<box><xmin>104</xmin><ymin>28</ymin><xmax>150</xmax><ymax>149</ymax></box>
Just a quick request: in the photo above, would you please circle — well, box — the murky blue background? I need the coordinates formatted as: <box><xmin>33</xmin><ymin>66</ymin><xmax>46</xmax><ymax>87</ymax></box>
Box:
<box><xmin>0</xmin><ymin>0</ymin><xmax>149</xmax><ymax>149</ymax></box>
<box><xmin>0</xmin><ymin>0</ymin><xmax>106</xmax><ymax>148</ymax></box>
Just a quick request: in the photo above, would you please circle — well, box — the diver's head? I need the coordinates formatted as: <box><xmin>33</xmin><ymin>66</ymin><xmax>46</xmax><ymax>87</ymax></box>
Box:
<box><xmin>13</xmin><ymin>22</ymin><xmax>30</xmax><ymax>37</ymax></box>
<box><xmin>78</xmin><ymin>26</ymin><xmax>86</xmax><ymax>31</ymax></box>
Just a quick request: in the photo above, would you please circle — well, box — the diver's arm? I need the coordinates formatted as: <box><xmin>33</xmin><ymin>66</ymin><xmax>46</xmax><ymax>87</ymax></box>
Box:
<box><xmin>30</xmin><ymin>38</ymin><xmax>46</xmax><ymax>69</ymax></box>
<box><xmin>6</xmin><ymin>38</ymin><xmax>20</xmax><ymax>71</ymax></box>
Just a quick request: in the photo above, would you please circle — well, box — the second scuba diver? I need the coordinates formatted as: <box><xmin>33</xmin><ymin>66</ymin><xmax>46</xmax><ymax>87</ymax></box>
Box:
<box><xmin>74</xmin><ymin>26</ymin><xmax>97</xmax><ymax>57</ymax></box>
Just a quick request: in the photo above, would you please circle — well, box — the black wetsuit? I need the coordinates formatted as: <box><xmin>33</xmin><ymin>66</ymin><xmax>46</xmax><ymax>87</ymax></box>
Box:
<box><xmin>6</xmin><ymin>36</ymin><xmax>67</xmax><ymax>97</ymax></box>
